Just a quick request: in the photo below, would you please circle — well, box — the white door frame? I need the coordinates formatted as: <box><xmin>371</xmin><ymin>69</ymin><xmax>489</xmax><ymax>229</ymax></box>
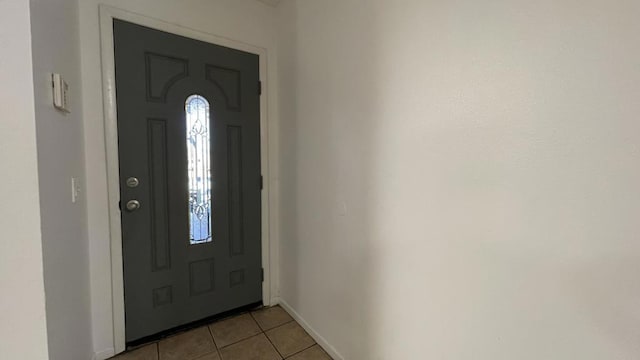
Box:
<box><xmin>98</xmin><ymin>5</ymin><xmax>274</xmax><ymax>353</ymax></box>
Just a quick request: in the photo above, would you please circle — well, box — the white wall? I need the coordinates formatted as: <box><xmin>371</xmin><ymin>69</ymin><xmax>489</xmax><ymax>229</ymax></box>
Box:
<box><xmin>29</xmin><ymin>0</ymin><xmax>93</xmax><ymax>359</ymax></box>
<box><xmin>278</xmin><ymin>0</ymin><xmax>640</xmax><ymax>359</ymax></box>
<box><xmin>0</xmin><ymin>1</ymin><xmax>50</xmax><ymax>359</ymax></box>
<box><xmin>78</xmin><ymin>1</ymin><xmax>281</xmax><ymax>358</ymax></box>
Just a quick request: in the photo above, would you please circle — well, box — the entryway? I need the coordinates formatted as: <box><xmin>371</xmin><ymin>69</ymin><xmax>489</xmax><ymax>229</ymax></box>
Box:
<box><xmin>113</xmin><ymin>19</ymin><xmax>263</xmax><ymax>342</ymax></box>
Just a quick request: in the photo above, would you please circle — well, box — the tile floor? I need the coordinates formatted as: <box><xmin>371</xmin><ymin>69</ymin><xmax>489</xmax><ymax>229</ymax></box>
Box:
<box><xmin>110</xmin><ymin>306</ymin><xmax>332</xmax><ymax>360</ymax></box>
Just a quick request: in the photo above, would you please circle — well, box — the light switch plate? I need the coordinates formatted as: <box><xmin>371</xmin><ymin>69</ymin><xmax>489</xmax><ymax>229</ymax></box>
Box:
<box><xmin>52</xmin><ymin>73</ymin><xmax>70</xmax><ymax>113</ymax></box>
<box><xmin>71</xmin><ymin>177</ymin><xmax>80</xmax><ymax>203</ymax></box>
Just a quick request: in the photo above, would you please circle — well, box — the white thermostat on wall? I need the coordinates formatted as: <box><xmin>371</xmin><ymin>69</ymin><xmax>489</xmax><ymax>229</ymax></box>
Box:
<box><xmin>52</xmin><ymin>73</ymin><xmax>70</xmax><ymax>113</ymax></box>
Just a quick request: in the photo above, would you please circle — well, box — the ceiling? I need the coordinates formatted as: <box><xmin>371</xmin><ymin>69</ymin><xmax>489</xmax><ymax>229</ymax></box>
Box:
<box><xmin>256</xmin><ymin>0</ymin><xmax>282</xmax><ymax>6</ymax></box>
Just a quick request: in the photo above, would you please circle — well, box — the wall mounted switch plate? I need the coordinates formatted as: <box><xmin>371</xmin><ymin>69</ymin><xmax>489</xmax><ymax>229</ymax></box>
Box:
<box><xmin>52</xmin><ymin>73</ymin><xmax>70</xmax><ymax>113</ymax></box>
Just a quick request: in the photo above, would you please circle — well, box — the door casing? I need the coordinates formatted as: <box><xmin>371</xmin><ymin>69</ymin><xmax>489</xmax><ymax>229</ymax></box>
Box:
<box><xmin>98</xmin><ymin>5</ymin><xmax>274</xmax><ymax>354</ymax></box>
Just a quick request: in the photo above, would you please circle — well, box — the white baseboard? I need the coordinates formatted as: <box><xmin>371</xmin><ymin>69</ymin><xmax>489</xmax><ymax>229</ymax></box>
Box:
<box><xmin>277</xmin><ymin>300</ymin><xmax>345</xmax><ymax>360</ymax></box>
<box><xmin>92</xmin><ymin>348</ymin><xmax>115</xmax><ymax>360</ymax></box>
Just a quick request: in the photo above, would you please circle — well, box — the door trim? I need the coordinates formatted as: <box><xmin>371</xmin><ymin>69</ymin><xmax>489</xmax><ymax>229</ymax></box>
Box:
<box><xmin>99</xmin><ymin>5</ymin><xmax>273</xmax><ymax>354</ymax></box>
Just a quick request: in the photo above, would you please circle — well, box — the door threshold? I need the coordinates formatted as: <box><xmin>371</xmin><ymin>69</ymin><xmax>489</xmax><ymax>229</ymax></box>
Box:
<box><xmin>127</xmin><ymin>301</ymin><xmax>263</xmax><ymax>349</ymax></box>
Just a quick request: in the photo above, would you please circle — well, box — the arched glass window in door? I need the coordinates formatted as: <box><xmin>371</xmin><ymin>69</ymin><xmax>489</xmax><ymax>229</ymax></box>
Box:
<box><xmin>185</xmin><ymin>95</ymin><xmax>212</xmax><ymax>244</ymax></box>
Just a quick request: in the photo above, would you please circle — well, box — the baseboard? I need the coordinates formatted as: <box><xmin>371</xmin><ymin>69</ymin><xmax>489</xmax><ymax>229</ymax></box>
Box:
<box><xmin>92</xmin><ymin>348</ymin><xmax>115</xmax><ymax>360</ymax></box>
<box><xmin>277</xmin><ymin>300</ymin><xmax>345</xmax><ymax>360</ymax></box>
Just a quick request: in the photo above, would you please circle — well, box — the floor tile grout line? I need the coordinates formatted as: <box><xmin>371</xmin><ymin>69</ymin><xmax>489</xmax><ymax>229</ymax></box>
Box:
<box><xmin>283</xmin><ymin>343</ymin><xmax>318</xmax><ymax>359</ymax></box>
<box><xmin>205</xmin><ymin>323</ymin><xmax>223</xmax><ymax>359</ymax></box>
<box><xmin>209</xmin><ymin>314</ymin><xmax>264</xmax><ymax>350</ymax></box>
<box><xmin>206</xmin><ymin>323</ymin><xmax>217</xmax><ymax>347</ymax></box>
<box><xmin>265</xmin><ymin>319</ymin><xmax>319</xmax><ymax>359</ymax></box>
<box><xmin>250</xmin><ymin>305</ymin><xmax>295</xmax><ymax>332</ymax></box>
<box><xmin>249</xmin><ymin>310</ymin><xmax>276</xmax><ymax>332</ymax></box>
<box><xmin>261</xmin><ymin>318</ymin><xmax>296</xmax><ymax>333</ymax></box>
<box><xmin>263</xmin><ymin>329</ymin><xmax>286</xmax><ymax>360</ymax></box>
<box><xmin>248</xmin><ymin>310</ymin><xmax>263</xmax><ymax>330</ymax></box>
<box><xmin>264</xmin><ymin>319</ymin><xmax>297</xmax><ymax>333</ymax></box>
<box><xmin>212</xmin><ymin>329</ymin><xmax>264</xmax><ymax>351</ymax></box>
<box><xmin>217</xmin><ymin>332</ymin><xmax>269</xmax><ymax>352</ymax></box>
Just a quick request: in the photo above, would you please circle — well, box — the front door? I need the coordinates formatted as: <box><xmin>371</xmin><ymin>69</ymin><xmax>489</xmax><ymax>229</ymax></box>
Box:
<box><xmin>114</xmin><ymin>19</ymin><xmax>262</xmax><ymax>342</ymax></box>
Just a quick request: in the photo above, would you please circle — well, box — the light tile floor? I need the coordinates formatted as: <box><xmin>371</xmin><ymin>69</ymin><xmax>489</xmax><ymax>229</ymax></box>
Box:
<box><xmin>110</xmin><ymin>306</ymin><xmax>332</xmax><ymax>360</ymax></box>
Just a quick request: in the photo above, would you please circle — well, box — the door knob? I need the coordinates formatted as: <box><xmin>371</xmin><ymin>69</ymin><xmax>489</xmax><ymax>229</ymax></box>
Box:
<box><xmin>125</xmin><ymin>200</ymin><xmax>141</xmax><ymax>212</ymax></box>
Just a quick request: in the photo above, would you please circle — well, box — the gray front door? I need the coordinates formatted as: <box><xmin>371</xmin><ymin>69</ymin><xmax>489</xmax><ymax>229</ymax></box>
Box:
<box><xmin>114</xmin><ymin>19</ymin><xmax>262</xmax><ymax>342</ymax></box>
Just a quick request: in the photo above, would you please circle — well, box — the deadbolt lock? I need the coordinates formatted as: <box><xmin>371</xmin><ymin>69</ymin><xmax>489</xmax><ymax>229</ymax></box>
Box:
<box><xmin>126</xmin><ymin>177</ymin><xmax>140</xmax><ymax>188</ymax></box>
<box><xmin>126</xmin><ymin>200</ymin><xmax>141</xmax><ymax>212</ymax></box>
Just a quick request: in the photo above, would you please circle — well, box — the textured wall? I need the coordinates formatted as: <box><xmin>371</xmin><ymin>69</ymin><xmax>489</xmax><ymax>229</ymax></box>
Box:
<box><xmin>29</xmin><ymin>0</ymin><xmax>93</xmax><ymax>358</ymax></box>
<box><xmin>278</xmin><ymin>0</ymin><xmax>640</xmax><ymax>358</ymax></box>
<box><xmin>0</xmin><ymin>0</ymin><xmax>49</xmax><ymax>359</ymax></box>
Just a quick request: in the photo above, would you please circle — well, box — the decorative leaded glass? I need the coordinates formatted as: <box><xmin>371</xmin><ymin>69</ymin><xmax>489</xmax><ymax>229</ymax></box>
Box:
<box><xmin>185</xmin><ymin>95</ymin><xmax>212</xmax><ymax>244</ymax></box>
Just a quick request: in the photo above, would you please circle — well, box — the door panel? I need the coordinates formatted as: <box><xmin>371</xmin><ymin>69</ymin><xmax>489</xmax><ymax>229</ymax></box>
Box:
<box><xmin>113</xmin><ymin>19</ymin><xmax>262</xmax><ymax>342</ymax></box>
